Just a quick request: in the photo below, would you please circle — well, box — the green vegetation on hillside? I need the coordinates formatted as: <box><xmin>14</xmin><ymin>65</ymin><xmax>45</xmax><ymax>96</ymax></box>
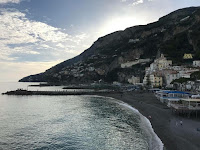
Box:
<box><xmin>19</xmin><ymin>7</ymin><xmax>200</xmax><ymax>83</ymax></box>
<box><xmin>171</xmin><ymin>77</ymin><xmax>193</xmax><ymax>84</ymax></box>
<box><xmin>190</xmin><ymin>71</ymin><xmax>200</xmax><ymax>80</ymax></box>
<box><xmin>161</xmin><ymin>32</ymin><xmax>194</xmax><ymax>64</ymax></box>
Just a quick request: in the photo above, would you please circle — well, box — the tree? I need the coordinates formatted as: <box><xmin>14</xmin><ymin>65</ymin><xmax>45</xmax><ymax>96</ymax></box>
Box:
<box><xmin>146</xmin><ymin>75</ymin><xmax>151</xmax><ymax>88</ymax></box>
<box><xmin>191</xmin><ymin>71</ymin><xmax>200</xmax><ymax>80</ymax></box>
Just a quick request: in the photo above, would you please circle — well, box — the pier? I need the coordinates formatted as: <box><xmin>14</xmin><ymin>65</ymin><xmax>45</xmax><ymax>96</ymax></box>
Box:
<box><xmin>2</xmin><ymin>89</ymin><xmax>119</xmax><ymax>96</ymax></box>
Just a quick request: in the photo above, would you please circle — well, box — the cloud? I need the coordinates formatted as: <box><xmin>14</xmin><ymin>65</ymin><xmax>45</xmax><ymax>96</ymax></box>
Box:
<box><xmin>121</xmin><ymin>0</ymin><xmax>144</xmax><ymax>5</ymax></box>
<box><xmin>131</xmin><ymin>0</ymin><xmax>143</xmax><ymax>5</ymax></box>
<box><xmin>0</xmin><ymin>0</ymin><xmax>21</xmax><ymax>4</ymax></box>
<box><xmin>0</xmin><ymin>9</ymin><xmax>90</xmax><ymax>62</ymax></box>
<box><xmin>56</xmin><ymin>43</ymin><xmax>65</xmax><ymax>48</ymax></box>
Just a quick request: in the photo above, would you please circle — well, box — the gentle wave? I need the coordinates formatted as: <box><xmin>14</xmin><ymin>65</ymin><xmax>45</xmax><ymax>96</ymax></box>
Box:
<box><xmin>91</xmin><ymin>95</ymin><xmax>164</xmax><ymax>150</ymax></box>
<box><xmin>0</xmin><ymin>83</ymin><xmax>163</xmax><ymax>150</ymax></box>
<box><xmin>118</xmin><ymin>102</ymin><xmax>164</xmax><ymax>150</ymax></box>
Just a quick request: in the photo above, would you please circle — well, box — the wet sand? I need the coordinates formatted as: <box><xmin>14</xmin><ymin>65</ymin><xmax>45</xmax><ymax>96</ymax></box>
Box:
<box><xmin>100</xmin><ymin>92</ymin><xmax>200</xmax><ymax>150</ymax></box>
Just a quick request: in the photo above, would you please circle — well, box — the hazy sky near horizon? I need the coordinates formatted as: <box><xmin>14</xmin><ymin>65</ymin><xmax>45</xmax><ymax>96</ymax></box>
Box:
<box><xmin>0</xmin><ymin>0</ymin><xmax>199</xmax><ymax>82</ymax></box>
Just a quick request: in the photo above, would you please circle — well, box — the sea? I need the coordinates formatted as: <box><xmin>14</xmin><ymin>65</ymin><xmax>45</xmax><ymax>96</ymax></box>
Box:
<box><xmin>0</xmin><ymin>82</ymin><xmax>163</xmax><ymax>150</ymax></box>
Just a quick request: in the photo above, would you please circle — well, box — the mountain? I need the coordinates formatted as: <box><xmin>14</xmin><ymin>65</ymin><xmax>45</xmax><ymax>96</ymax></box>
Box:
<box><xmin>19</xmin><ymin>6</ymin><xmax>200</xmax><ymax>84</ymax></box>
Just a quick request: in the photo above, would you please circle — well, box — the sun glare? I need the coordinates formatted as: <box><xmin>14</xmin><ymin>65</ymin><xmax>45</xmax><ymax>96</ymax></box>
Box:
<box><xmin>100</xmin><ymin>16</ymin><xmax>147</xmax><ymax>36</ymax></box>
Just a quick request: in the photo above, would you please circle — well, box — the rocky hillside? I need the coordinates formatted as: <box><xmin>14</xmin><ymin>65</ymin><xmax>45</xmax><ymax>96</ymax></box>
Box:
<box><xmin>20</xmin><ymin>7</ymin><xmax>200</xmax><ymax>84</ymax></box>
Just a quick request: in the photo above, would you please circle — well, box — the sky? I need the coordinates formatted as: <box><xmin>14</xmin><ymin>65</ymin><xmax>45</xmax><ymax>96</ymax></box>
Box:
<box><xmin>0</xmin><ymin>0</ymin><xmax>199</xmax><ymax>82</ymax></box>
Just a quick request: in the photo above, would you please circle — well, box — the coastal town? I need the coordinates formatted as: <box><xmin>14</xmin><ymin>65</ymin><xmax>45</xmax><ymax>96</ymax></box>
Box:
<box><xmin>1</xmin><ymin>5</ymin><xmax>200</xmax><ymax>150</ymax></box>
<box><xmin>128</xmin><ymin>53</ymin><xmax>200</xmax><ymax>91</ymax></box>
<box><xmin>4</xmin><ymin>53</ymin><xmax>200</xmax><ymax>118</ymax></box>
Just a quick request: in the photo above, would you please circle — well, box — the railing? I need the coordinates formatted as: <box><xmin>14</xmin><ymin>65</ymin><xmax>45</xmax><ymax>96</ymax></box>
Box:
<box><xmin>170</xmin><ymin>103</ymin><xmax>200</xmax><ymax>110</ymax></box>
<box><xmin>170</xmin><ymin>104</ymin><xmax>188</xmax><ymax>110</ymax></box>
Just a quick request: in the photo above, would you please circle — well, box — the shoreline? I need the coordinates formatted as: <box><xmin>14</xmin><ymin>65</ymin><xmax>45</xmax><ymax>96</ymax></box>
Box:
<box><xmin>115</xmin><ymin>100</ymin><xmax>164</xmax><ymax>150</ymax></box>
<box><xmin>2</xmin><ymin>87</ymin><xmax>200</xmax><ymax>150</ymax></box>
<box><xmin>98</xmin><ymin>92</ymin><xmax>200</xmax><ymax>150</ymax></box>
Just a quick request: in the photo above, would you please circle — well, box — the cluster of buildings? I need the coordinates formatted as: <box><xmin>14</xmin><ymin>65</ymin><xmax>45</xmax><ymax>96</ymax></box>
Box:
<box><xmin>142</xmin><ymin>54</ymin><xmax>200</xmax><ymax>88</ymax></box>
<box><xmin>52</xmin><ymin>50</ymin><xmax>200</xmax><ymax>89</ymax></box>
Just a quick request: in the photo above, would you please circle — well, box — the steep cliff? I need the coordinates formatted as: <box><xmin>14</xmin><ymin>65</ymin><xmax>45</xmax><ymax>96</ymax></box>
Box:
<box><xmin>20</xmin><ymin>7</ymin><xmax>200</xmax><ymax>84</ymax></box>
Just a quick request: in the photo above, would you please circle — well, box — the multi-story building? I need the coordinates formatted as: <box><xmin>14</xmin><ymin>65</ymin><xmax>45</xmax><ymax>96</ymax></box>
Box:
<box><xmin>143</xmin><ymin>74</ymin><xmax>163</xmax><ymax>88</ymax></box>
<box><xmin>164</xmin><ymin>71</ymin><xmax>179</xmax><ymax>86</ymax></box>
<box><xmin>193</xmin><ymin>60</ymin><xmax>200</xmax><ymax>67</ymax></box>
<box><xmin>149</xmin><ymin>54</ymin><xmax>172</xmax><ymax>72</ymax></box>
<box><xmin>151</xmin><ymin>74</ymin><xmax>163</xmax><ymax>87</ymax></box>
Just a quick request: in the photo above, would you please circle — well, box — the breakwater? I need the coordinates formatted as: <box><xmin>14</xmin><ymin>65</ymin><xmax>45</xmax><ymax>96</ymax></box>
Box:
<box><xmin>2</xmin><ymin>89</ymin><xmax>119</xmax><ymax>96</ymax></box>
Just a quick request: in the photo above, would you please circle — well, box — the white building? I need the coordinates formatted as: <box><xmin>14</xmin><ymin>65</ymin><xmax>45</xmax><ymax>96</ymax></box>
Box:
<box><xmin>172</xmin><ymin>66</ymin><xmax>183</xmax><ymax>71</ymax></box>
<box><xmin>128</xmin><ymin>76</ymin><xmax>140</xmax><ymax>85</ymax></box>
<box><xmin>165</xmin><ymin>71</ymin><xmax>179</xmax><ymax>86</ymax></box>
<box><xmin>149</xmin><ymin>54</ymin><xmax>172</xmax><ymax>72</ymax></box>
<box><xmin>193</xmin><ymin>61</ymin><xmax>200</xmax><ymax>67</ymax></box>
<box><xmin>165</xmin><ymin>68</ymin><xmax>199</xmax><ymax>87</ymax></box>
<box><xmin>150</xmin><ymin>63</ymin><xmax>157</xmax><ymax>72</ymax></box>
<box><xmin>178</xmin><ymin>71</ymin><xmax>191</xmax><ymax>78</ymax></box>
<box><xmin>88</xmin><ymin>67</ymin><xmax>95</xmax><ymax>72</ymax></box>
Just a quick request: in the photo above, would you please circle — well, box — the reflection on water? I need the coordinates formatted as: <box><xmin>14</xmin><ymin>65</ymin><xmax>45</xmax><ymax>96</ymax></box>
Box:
<box><xmin>0</xmin><ymin>82</ymin><xmax>162</xmax><ymax>150</ymax></box>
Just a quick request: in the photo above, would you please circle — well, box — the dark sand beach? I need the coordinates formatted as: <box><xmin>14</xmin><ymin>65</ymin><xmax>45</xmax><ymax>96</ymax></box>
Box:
<box><xmin>3</xmin><ymin>89</ymin><xmax>200</xmax><ymax>149</ymax></box>
<box><xmin>100</xmin><ymin>92</ymin><xmax>200</xmax><ymax>150</ymax></box>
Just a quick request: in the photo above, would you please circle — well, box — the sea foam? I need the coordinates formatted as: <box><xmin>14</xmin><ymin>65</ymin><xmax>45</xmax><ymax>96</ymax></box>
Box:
<box><xmin>91</xmin><ymin>95</ymin><xmax>164</xmax><ymax>150</ymax></box>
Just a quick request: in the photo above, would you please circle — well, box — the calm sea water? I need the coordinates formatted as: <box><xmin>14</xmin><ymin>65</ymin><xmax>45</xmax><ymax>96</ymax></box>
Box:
<box><xmin>0</xmin><ymin>82</ymin><xmax>163</xmax><ymax>150</ymax></box>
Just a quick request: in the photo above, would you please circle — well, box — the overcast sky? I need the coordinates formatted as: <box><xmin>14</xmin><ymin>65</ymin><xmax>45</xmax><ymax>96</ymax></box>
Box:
<box><xmin>0</xmin><ymin>0</ymin><xmax>199</xmax><ymax>82</ymax></box>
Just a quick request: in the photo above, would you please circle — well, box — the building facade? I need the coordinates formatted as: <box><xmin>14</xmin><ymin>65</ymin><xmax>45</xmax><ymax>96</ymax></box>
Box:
<box><xmin>128</xmin><ymin>76</ymin><xmax>140</xmax><ymax>85</ymax></box>
<box><xmin>193</xmin><ymin>60</ymin><xmax>200</xmax><ymax>67</ymax></box>
<box><xmin>143</xmin><ymin>74</ymin><xmax>163</xmax><ymax>88</ymax></box>
<box><xmin>183</xmin><ymin>53</ymin><xmax>193</xmax><ymax>59</ymax></box>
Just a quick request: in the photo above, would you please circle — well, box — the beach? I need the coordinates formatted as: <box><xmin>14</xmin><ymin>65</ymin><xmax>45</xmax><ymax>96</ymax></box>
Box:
<box><xmin>100</xmin><ymin>92</ymin><xmax>200</xmax><ymax>150</ymax></box>
<box><xmin>0</xmin><ymin>82</ymin><xmax>165</xmax><ymax>150</ymax></box>
<box><xmin>2</xmin><ymin>84</ymin><xmax>200</xmax><ymax>150</ymax></box>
